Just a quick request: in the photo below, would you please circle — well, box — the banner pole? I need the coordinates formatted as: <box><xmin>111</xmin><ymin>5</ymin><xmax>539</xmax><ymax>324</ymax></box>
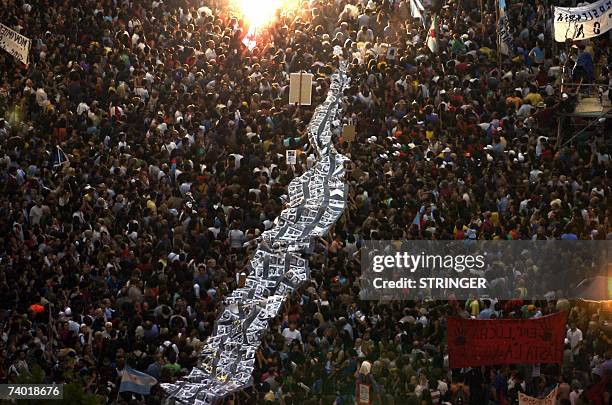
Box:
<box><xmin>480</xmin><ymin>0</ymin><xmax>485</xmax><ymax>37</ymax></box>
<box><xmin>550</xmin><ymin>5</ymin><xmax>557</xmax><ymax>58</ymax></box>
<box><xmin>298</xmin><ymin>71</ymin><xmax>303</xmax><ymax>108</ymax></box>
<box><xmin>496</xmin><ymin>0</ymin><xmax>501</xmax><ymax>74</ymax></box>
<box><xmin>455</xmin><ymin>0</ymin><xmax>461</xmax><ymax>27</ymax></box>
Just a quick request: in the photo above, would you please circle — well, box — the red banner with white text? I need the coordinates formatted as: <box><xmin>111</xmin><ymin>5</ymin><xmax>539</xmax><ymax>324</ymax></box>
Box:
<box><xmin>447</xmin><ymin>312</ymin><xmax>567</xmax><ymax>368</ymax></box>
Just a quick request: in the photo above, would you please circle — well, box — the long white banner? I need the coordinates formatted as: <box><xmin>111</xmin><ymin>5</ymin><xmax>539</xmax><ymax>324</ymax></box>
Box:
<box><xmin>554</xmin><ymin>0</ymin><xmax>612</xmax><ymax>42</ymax></box>
<box><xmin>0</xmin><ymin>23</ymin><xmax>31</xmax><ymax>65</ymax></box>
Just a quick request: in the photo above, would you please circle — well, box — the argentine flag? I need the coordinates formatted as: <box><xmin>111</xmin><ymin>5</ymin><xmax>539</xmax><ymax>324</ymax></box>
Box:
<box><xmin>119</xmin><ymin>366</ymin><xmax>158</xmax><ymax>395</ymax></box>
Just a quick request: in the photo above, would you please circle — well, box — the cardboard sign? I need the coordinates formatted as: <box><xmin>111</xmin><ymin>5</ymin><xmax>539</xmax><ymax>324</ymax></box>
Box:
<box><xmin>447</xmin><ymin>312</ymin><xmax>567</xmax><ymax>368</ymax></box>
<box><xmin>342</xmin><ymin>124</ymin><xmax>356</xmax><ymax>142</ymax></box>
<box><xmin>386</xmin><ymin>46</ymin><xmax>397</xmax><ymax>61</ymax></box>
<box><xmin>286</xmin><ymin>150</ymin><xmax>297</xmax><ymax>165</ymax></box>
<box><xmin>288</xmin><ymin>72</ymin><xmax>313</xmax><ymax>105</ymax></box>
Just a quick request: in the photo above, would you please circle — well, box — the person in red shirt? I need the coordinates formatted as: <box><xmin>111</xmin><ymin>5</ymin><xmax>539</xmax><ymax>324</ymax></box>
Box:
<box><xmin>535</xmin><ymin>65</ymin><xmax>548</xmax><ymax>87</ymax></box>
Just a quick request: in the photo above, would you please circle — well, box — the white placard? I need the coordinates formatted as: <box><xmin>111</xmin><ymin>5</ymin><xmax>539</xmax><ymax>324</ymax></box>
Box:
<box><xmin>286</xmin><ymin>150</ymin><xmax>297</xmax><ymax>165</ymax></box>
<box><xmin>358</xmin><ymin>383</ymin><xmax>371</xmax><ymax>404</ymax></box>
<box><xmin>0</xmin><ymin>23</ymin><xmax>31</xmax><ymax>65</ymax></box>
<box><xmin>554</xmin><ymin>0</ymin><xmax>612</xmax><ymax>42</ymax></box>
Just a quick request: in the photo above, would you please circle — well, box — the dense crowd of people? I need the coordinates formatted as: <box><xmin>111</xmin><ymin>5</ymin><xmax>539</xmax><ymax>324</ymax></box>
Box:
<box><xmin>0</xmin><ymin>0</ymin><xmax>610</xmax><ymax>404</ymax></box>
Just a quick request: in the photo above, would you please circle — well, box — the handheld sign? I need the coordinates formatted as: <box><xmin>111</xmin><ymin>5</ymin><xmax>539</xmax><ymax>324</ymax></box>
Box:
<box><xmin>286</xmin><ymin>150</ymin><xmax>297</xmax><ymax>165</ymax></box>
<box><xmin>0</xmin><ymin>23</ymin><xmax>31</xmax><ymax>65</ymax></box>
<box><xmin>357</xmin><ymin>383</ymin><xmax>371</xmax><ymax>405</ymax></box>
<box><xmin>342</xmin><ymin>124</ymin><xmax>356</xmax><ymax>142</ymax></box>
<box><xmin>289</xmin><ymin>72</ymin><xmax>313</xmax><ymax>106</ymax></box>
<box><xmin>518</xmin><ymin>386</ymin><xmax>558</xmax><ymax>405</ymax></box>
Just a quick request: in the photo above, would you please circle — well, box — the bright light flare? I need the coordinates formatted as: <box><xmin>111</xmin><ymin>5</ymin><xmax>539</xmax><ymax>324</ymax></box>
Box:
<box><xmin>233</xmin><ymin>0</ymin><xmax>301</xmax><ymax>29</ymax></box>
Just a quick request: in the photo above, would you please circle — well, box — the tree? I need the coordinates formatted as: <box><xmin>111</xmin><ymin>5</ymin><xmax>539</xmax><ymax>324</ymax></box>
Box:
<box><xmin>13</xmin><ymin>365</ymin><xmax>104</xmax><ymax>405</ymax></box>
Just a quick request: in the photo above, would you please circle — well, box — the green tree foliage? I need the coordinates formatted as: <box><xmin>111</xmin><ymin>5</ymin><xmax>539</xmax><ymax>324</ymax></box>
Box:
<box><xmin>13</xmin><ymin>365</ymin><xmax>105</xmax><ymax>405</ymax></box>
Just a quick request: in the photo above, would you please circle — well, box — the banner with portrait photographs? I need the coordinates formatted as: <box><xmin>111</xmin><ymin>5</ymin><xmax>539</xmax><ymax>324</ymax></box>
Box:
<box><xmin>161</xmin><ymin>63</ymin><xmax>351</xmax><ymax>404</ymax></box>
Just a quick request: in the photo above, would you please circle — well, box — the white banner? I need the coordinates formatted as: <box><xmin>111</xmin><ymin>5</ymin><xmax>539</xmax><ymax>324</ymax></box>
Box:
<box><xmin>554</xmin><ymin>0</ymin><xmax>612</xmax><ymax>42</ymax></box>
<box><xmin>518</xmin><ymin>386</ymin><xmax>558</xmax><ymax>405</ymax></box>
<box><xmin>0</xmin><ymin>23</ymin><xmax>31</xmax><ymax>65</ymax></box>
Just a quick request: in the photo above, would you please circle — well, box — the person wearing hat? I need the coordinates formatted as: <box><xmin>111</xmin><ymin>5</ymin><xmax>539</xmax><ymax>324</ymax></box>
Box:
<box><xmin>533</xmin><ymin>100</ymin><xmax>556</xmax><ymax>130</ymax></box>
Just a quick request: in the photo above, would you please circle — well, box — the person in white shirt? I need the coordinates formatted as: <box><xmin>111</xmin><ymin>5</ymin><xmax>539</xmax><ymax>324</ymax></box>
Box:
<box><xmin>281</xmin><ymin>323</ymin><xmax>302</xmax><ymax>346</ymax></box>
<box><xmin>569</xmin><ymin>382</ymin><xmax>583</xmax><ymax>405</ymax></box>
<box><xmin>356</xmin><ymin>26</ymin><xmax>374</xmax><ymax>42</ymax></box>
<box><xmin>566</xmin><ymin>323</ymin><xmax>583</xmax><ymax>358</ymax></box>
<box><xmin>228</xmin><ymin>222</ymin><xmax>245</xmax><ymax>250</ymax></box>
<box><xmin>29</xmin><ymin>200</ymin><xmax>44</xmax><ymax>226</ymax></box>
<box><xmin>205</xmin><ymin>40</ymin><xmax>217</xmax><ymax>61</ymax></box>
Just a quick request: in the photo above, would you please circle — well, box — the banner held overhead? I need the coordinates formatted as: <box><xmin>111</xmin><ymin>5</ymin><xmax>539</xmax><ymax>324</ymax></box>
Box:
<box><xmin>518</xmin><ymin>386</ymin><xmax>558</xmax><ymax>405</ymax></box>
<box><xmin>0</xmin><ymin>23</ymin><xmax>31</xmax><ymax>65</ymax></box>
<box><xmin>447</xmin><ymin>312</ymin><xmax>568</xmax><ymax>368</ymax></box>
<box><xmin>554</xmin><ymin>0</ymin><xmax>612</xmax><ymax>42</ymax></box>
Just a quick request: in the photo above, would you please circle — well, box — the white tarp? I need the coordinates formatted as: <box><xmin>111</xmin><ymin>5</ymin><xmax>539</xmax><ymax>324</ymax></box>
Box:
<box><xmin>0</xmin><ymin>23</ymin><xmax>31</xmax><ymax>65</ymax></box>
<box><xmin>554</xmin><ymin>0</ymin><xmax>612</xmax><ymax>42</ymax></box>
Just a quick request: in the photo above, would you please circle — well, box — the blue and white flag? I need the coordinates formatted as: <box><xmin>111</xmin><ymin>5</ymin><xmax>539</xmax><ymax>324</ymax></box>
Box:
<box><xmin>119</xmin><ymin>366</ymin><xmax>158</xmax><ymax>395</ymax></box>
<box><xmin>412</xmin><ymin>205</ymin><xmax>425</xmax><ymax>229</ymax></box>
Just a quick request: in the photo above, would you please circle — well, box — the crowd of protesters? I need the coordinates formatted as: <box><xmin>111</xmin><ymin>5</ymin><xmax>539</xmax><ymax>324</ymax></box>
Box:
<box><xmin>0</xmin><ymin>0</ymin><xmax>610</xmax><ymax>404</ymax></box>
